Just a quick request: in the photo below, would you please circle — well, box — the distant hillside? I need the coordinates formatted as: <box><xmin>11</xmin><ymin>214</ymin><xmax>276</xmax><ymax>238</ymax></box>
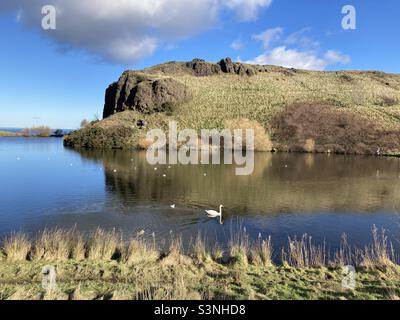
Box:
<box><xmin>64</xmin><ymin>58</ymin><xmax>400</xmax><ymax>156</ymax></box>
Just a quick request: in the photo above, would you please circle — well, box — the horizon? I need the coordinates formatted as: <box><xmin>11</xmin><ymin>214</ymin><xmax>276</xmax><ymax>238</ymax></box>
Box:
<box><xmin>1</xmin><ymin>0</ymin><xmax>400</xmax><ymax>128</ymax></box>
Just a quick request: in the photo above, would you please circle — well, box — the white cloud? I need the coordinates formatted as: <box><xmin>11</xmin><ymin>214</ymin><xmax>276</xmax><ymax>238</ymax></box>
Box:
<box><xmin>283</xmin><ymin>27</ymin><xmax>320</xmax><ymax>50</ymax></box>
<box><xmin>231</xmin><ymin>39</ymin><xmax>244</xmax><ymax>51</ymax></box>
<box><xmin>1</xmin><ymin>0</ymin><xmax>272</xmax><ymax>64</ymax></box>
<box><xmin>249</xmin><ymin>27</ymin><xmax>351</xmax><ymax>70</ymax></box>
<box><xmin>252</xmin><ymin>27</ymin><xmax>283</xmax><ymax>49</ymax></box>
<box><xmin>223</xmin><ymin>0</ymin><xmax>273</xmax><ymax>21</ymax></box>
<box><xmin>324</xmin><ymin>50</ymin><xmax>351</xmax><ymax>65</ymax></box>
<box><xmin>248</xmin><ymin>46</ymin><xmax>350</xmax><ymax>70</ymax></box>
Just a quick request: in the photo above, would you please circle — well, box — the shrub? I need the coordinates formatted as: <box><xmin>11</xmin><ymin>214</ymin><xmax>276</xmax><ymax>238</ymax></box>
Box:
<box><xmin>271</xmin><ymin>103</ymin><xmax>400</xmax><ymax>155</ymax></box>
<box><xmin>22</xmin><ymin>126</ymin><xmax>52</xmax><ymax>137</ymax></box>
<box><xmin>224</xmin><ymin>118</ymin><xmax>272</xmax><ymax>152</ymax></box>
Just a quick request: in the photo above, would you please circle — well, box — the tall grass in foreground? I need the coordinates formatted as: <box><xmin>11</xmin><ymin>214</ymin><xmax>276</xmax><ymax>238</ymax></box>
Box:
<box><xmin>0</xmin><ymin>226</ymin><xmax>398</xmax><ymax>269</ymax></box>
<box><xmin>3</xmin><ymin>233</ymin><xmax>31</xmax><ymax>262</ymax></box>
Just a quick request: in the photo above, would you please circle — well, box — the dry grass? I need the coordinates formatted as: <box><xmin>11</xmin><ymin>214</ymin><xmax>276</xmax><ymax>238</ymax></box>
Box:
<box><xmin>250</xmin><ymin>236</ymin><xmax>273</xmax><ymax>268</ymax></box>
<box><xmin>0</xmin><ymin>227</ymin><xmax>397</xmax><ymax>271</ymax></box>
<box><xmin>87</xmin><ymin>228</ymin><xmax>119</xmax><ymax>261</ymax></box>
<box><xmin>193</xmin><ymin>234</ymin><xmax>209</xmax><ymax>263</ymax></box>
<box><xmin>358</xmin><ymin>226</ymin><xmax>396</xmax><ymax>268</ymax></box>
<box><xmin>121</xmin><ymin>239</ymin><xmax>159</xmax><ymax>265</ymax></box>
<box><xmin>22</xmin><ymin>126</ymin><xmax>52</xmax><ymax>137</ymax></box>
<box><xmin>0</xmin><ymin>131</ymin><xmax>19</xmax><ymax>137</ymax></box>
<box><xmin>271</xmin><ymin>103</ymin><xmax>400</xmax><ymax>155</ymax></box>
<box><xmin>1</xmin><ymin>227</ymin><xmax>400</xmax><ymax>300</ymax></box>
<box><xmin>224</xmin><ymin>118</ymin><xmax>273</xmax><ymax>151</ymax></box>
<box><xmin>2</xmin><ymin>233</ymin><xmax>31</xmax><ymax>262</ymax></box>
<box><xmin>32</xmin><ymin>229</ymin><xmax>72</xmax><ymax>261</ymax></box>
<box><xmin>283</xmin><ymin>234</ymin><xmax>327</xmax><ymax>268</ymax></box>
<box><xmin>228</xmin><ymin>227</ymin><xmax>250</xmax><ymax>267</ymax></box>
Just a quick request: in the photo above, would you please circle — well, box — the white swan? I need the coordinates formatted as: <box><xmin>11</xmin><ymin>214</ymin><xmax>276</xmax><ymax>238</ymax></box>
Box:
<box><xmin>205</xmin><ymin>205</ymin><xmax>224</xmax><ymax>224</ymax></box>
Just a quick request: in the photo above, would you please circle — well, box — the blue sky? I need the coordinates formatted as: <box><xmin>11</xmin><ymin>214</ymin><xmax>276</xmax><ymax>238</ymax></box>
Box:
<box><xmin>0</xmin><ymin>0</ymin><xmax>399</xmax><ymax>129</ymax></box>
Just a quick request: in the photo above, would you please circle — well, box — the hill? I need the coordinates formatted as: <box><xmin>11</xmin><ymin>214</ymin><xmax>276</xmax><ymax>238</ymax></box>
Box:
<box><xmin>64</xmin><ymin>58</ymin><xmax>400</xmax><ymax>155</ymax></box>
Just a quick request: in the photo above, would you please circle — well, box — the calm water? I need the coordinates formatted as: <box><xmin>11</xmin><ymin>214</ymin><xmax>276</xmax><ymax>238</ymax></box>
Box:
<box><xmin>1</xmin><ymin>137</ymin><xmax>400</xmax><ymax>253</ymax></box>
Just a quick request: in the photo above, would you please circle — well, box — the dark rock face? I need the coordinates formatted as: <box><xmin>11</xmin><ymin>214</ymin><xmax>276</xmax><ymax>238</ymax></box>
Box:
<box><xmin>218</xmin><ymin>57</ymin><xmax>257</xmax><ymax>76</ymax></box>
<box><xmin>103</xmin><ymin>58</ymin><xmax>258</xmax><ymax>119</ymax></box>
<box><xmin>185</xmin><ymin>58</ymin><xmax>258</xmax><ymax>77</ymax></box>
<box><xmin>103</xmin><ymin>73</ymin><xmax>192</xmax><ymax>119</ymax></box>
<box><xmin>185</xmin><ymin>59</ymin><xmax>222</xmax><ymax>76</ymax></box>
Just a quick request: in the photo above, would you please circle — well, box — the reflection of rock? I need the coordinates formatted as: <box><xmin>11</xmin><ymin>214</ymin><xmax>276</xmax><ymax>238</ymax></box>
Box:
<box><xmin>72</xmin><ymin>149</ymin><xmax>400</xmax><ymax>214</ymax></box>
<box><xmin>103</xmin><ymin>73</ymin><xmax>192</xmax><ymax>118</ymax></box>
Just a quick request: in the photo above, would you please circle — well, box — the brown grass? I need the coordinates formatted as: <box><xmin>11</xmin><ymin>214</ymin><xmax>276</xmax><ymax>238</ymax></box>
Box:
<box><xmin>32</xmin><ymin>229</ymin><xmax>71</xmax><ymax>261</ymax></box>
<box><xmin>358</xmin><ymin>226</ymin><xmax>396</xmax><ymax>268</ymax></box>
<box><xmin>22</xmin><ymin>126</ymin><xmax>52</xmax><ymax>137</ymax></box>
<box><xmin>250</xmin><ymin>236</ymin><xmax>273</xmax><ymax>268</ymax></box>
<box><xmin>224</xmin><ymin>118</ymin><xmax>272</xmax><ymax>151</ymax></box>
<box><xmin>0</xmin><ymin>227</ymin><xmax>397</xmax><ymax>270</ymax></box>
<box><xmin>87</xmin><ymin>228</ymin><xmax>119</xmax><ymax>261</ymax></box>
<box><xmin>283</xmin><ymin>234</ymin><xmax>326</xmax><ymax>268</ymax></box>
<box><xmin>2</xmin><ymin>233</ymin><xmax>31</xmax><ymax>262</ymax></box>
<box><xmin>271</xmin><ymin>103</ymin><xmax>400</xmax><ymax>155</ymax></box>
<box><xmin>121</xmin><ymin>239</ymin><xmax>159</xmax><ymax>265</ymax></box>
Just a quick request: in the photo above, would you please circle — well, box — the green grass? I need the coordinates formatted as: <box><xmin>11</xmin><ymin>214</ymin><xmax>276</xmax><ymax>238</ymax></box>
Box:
<box><xmin>1</xmin><ymin>227</ymin><xmax>400</xmax><ymax>300</ymax></box>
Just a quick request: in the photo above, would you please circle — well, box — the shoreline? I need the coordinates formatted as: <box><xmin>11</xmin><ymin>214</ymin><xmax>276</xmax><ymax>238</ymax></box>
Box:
<box><xmin>1</xmin><ymin>228</ymin><xmax>399</xmax><ymax>300</ymax></box>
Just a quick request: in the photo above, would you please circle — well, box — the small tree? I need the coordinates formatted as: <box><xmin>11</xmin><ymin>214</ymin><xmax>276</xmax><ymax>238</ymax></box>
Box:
<box><xmin>80</xmin><ymin>119</ymin><xmax>90</xmax><ymax>128</ymax></box>
<box><xmin>53</xmin><ymin>129</ymin><xmax>64</xmax><ymax>137</ymax></box>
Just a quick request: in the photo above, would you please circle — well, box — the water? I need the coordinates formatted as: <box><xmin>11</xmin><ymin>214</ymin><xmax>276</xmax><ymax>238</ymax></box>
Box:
<box><xmin>1</xmin><ymin>137</ymin><xmax>400</xmax><ymax>254</ymax></box>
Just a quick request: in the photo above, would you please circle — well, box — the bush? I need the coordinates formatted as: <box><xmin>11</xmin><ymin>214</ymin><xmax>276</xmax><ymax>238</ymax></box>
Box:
<box><xmin>22</xmin><ymin>126</ymin><xmax>52</xmax><ymax>137</ymax></box>
<box><xmin>224</xmin><ymin>118</ymin><xmax>272</xmax><ymax>152</ymax></box>
<box><xmin>271</xmin><ymin>103</ymin><xmax>400</xmax><ymax>155</ymax></box>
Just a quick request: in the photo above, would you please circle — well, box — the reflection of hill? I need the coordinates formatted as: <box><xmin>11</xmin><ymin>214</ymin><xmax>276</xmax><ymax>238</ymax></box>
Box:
<box><xmin>74</xmin><ymin>149</ymin><xmax>400</xmax><ymax>214</ymax></box>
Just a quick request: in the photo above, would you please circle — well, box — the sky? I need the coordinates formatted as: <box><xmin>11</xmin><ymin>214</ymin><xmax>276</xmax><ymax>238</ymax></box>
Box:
<box><xmin>0</xmin><ymin>0</ymin><xmax>399</xmax><ymax>129</ymax></box>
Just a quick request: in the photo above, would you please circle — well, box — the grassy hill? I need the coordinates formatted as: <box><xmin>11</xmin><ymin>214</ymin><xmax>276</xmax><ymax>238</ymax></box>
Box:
<box><xmin>64</xmin><ymin>58</ymin><xmax>400</xmax><ymax>155</ymax></box>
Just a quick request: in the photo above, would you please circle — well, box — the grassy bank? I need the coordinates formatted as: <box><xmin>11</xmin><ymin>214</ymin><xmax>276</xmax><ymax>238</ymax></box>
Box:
<box><xmin>0</xmin><ymin>131</ymin><xmax>20</xmax><ymax>137</ymax></box>
<box><xmin>1</xmin><ymin>227</ymin><xmax>399</xmax><ymax>300</ymax></box>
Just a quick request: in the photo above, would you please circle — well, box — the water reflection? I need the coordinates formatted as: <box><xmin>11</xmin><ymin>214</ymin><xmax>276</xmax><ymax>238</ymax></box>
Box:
<box><xmin>1</xmin><ymin>137</ymin><xmax>399</xmax><ymax>251</ymax></box>
<box><xmin>76</xmin><ymin>148</ymin><xmax>400</xmax><ymax>215</ymax></box>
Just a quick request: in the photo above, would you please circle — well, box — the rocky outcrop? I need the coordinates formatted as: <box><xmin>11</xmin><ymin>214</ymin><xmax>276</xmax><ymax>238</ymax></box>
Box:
<box><xmin>218</xmin><ymin>58</ymin><xmax>257</xmax><ymax>76</ymax></box>
<box><xmin>185</xmin><ymin>59</ymin><xmax>222</xmax><ymax>77</ymax></box>
<box><xmin>103</xmin><ymin>73</ymin><xmax>192</xmax><ymax>119</ymax></box>
<box><xmin>184</xmin><ymin>58</ymin><xmax>257</xmax><ymax>77</ymax></box>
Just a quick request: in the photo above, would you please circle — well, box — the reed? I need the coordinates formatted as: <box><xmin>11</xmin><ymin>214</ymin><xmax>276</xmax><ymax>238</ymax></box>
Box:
<box><xmin>0</xmin><ymin>226</ymin><xmax>397</xmax><ymax>269</ymax></box>
<box><xmin>87</xmin><ymin>228</ymin><xmax>119</xmax><ymax>261</ymax></box>
<box><xmin>2</xmin><ymin>233</ymin><xmax>31</xmax><ymax>262</ymax></box>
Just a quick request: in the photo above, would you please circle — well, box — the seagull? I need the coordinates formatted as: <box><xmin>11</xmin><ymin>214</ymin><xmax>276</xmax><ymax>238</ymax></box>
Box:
<box><xmin>170</xmin><ymin>204</ymin><xmax>176</xmax><ymax>209</ymax></box>
<box><xmin>137</xmin><ymin>230</ymin><xmax>145</xmax><ymax>237</ymax></box>
<box><xmin>205</xmin><ymin>205</ymin><xmax>224</xmax><ymax>224</ymax></box>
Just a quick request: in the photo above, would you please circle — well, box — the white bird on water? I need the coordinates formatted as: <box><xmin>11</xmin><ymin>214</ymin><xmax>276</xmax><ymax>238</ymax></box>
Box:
<box><xmin>170</xmin><ymin>204</ymin><xmax>176</xmax><ymax>209</ymax></box>
<box><xmin>205</xmin><ymin>205</ymin><xmax>224</xmax><ymax>224</ymax></box>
